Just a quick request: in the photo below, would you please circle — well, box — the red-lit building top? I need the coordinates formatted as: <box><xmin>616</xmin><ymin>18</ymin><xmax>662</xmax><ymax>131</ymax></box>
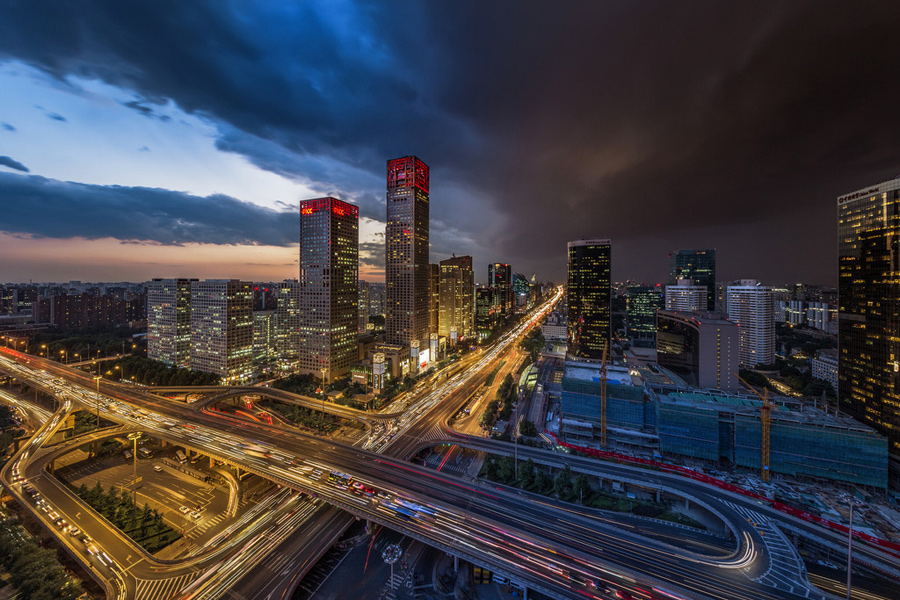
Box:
<box><xmin>387</xmin><ymin>155</ymin><xmax>429</xmax><ymax>194</ymax></box>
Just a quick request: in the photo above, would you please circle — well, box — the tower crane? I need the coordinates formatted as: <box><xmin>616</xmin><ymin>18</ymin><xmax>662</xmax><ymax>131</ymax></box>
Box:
<box><xmin>737</xmin><ymin>375</ymin><xmax>775</xmax><ymax>483</ymax></box>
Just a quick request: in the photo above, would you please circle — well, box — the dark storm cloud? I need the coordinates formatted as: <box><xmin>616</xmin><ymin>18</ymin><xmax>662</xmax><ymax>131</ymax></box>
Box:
<box><xmin>0</xmin><ymin>156</ymin><xmax>28</xmax><ymax>172</ymax></box>
<box><xmin>0</xmin><ymin>171</ymin><xmax>296</xmax><ymax>245</ymax></box>
<box><xmin>2</xmin><ymin>2</ymin><xmax>900</xmax><ymax>283</ymax></box>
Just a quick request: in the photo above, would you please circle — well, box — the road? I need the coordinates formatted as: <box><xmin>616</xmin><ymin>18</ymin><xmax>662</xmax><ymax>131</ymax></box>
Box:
<box><xmin>0</xmin><ymin>288</ymin><xmax>860</xmax><ymax>600</ymax></box>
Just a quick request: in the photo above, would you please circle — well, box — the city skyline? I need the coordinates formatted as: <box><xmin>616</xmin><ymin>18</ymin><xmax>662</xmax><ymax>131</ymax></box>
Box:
<box><xmin>3</xmin><ymin>3</ymin><xmax>900</xmax><ymax>284</ymax></box>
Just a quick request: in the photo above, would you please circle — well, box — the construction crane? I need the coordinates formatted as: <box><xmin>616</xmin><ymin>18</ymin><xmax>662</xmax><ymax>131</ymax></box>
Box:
<box><xmin>600</xmin><ymin>343</ymin><xmax>608</xmax><ymax>448</ymax></box>
<box><xmin>737</xmin><ymin>375</ymin><xmax>775</xmax><ymax>483</ymax></box>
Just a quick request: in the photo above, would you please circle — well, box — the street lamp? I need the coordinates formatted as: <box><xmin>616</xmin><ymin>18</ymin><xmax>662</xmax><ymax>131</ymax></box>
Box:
<box><xmin>321</xmin><ymin>368</ymin><xmax>327</xmax><ymax>430</ymax></box>
<box><xmin>382</xmin><ymin>543</ymin><xmax>402</xmax><ymax>593</ymax></box>
<box><xmin>93</xmin><ymin>375</ymin><xmax>102</xmax><ymax>429</ymax></box>
<box><xmin>127</xmin><ymin>432</ymin><xmax>141</xmax><ymax>519</ymax></box>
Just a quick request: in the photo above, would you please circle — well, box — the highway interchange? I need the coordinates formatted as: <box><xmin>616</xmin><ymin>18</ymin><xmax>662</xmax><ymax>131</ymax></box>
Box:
<box><xmin>0</xmin><ymin>289</ymin><xmax>896</xmax><ymax>600</ymax></box>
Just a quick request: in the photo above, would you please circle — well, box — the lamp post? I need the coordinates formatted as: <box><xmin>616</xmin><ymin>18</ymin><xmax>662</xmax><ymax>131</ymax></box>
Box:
<box><xmin>321</xmin><ymin>368</ymin><xmax>327</xmax><ymax>430</ymax></box>
<box><xmin>127</xmin><ymin>432</ymin><xmax>141</xmax><ymax>519</ymax></box>
<box><xmin>382</xmin><ymin>543</ymin><xmax>402</xmax><ymax>593</ymax></box>
<box><xmin>93</xmin><ymin>374</ymin><xmax>102</xmax><ymax>429</ymax></box>
<box><xmin>846</xmin><ymin>503</ymin><xmax>854</xmax><ymax>600</ymax></box>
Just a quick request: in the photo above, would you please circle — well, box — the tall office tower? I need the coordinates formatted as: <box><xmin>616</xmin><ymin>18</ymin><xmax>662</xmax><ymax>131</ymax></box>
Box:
<box><xmin>839</xmin><ymin>177</ymin><xmax>900</xmax><ymax>479</ymax></box>
<box><xmin>664</xmin><ymin>279</ymin><xmax>708</xmax><ymax>312</ymax></box>
<box><xmin>439</xmin><ymin>255</ymin><xmax>474</xmax><ymax>339</ymax></box>
<box><xmin>488</xmin><ymin>263</ymin><xmax>512</xmax><ymax>316</ymax></box>
<box><xmin>475</xmin><ymin>288</ymin><xmax>496</xmax><ymax>339</ymax></box>
<box><xmin>368</xmin><ymin>282</ymin><xmax>386</xmax><ymax>320</ymax></box>
<box><xmin>656</xmin><ymin>310</ymin><xmax>739</xmax><ymax>391</ymax></box>
<box><xmin>190</xmin><ymin>280</ymin><xmax>253</xmax><ymax>382</ymax></box>
<box><xmin>669</xmin><ymin>249</ymin><xmax>716</xmax><ymax>312</ymax></box>
<box><xmin>726</xmin><ymin>281</ymin><xmax>775</xmax><ymax>367</ymax></box>
<box><xmin>298</xmin><ymin>197</ymin><xmax>359</xmax><ymax>383</ymax></box>
<box><xmin>358</xmin><ymin>280</ymin><xmax>370</xmax><ymax>333</ymax></box>
<box><xmin>252</xmin><ymin>310</ymin><xmax>276</xmax><ymax>369</ymax></box>
<box><xmin>147</xmin><ymin>278</ymin><xmax>196</xmax><ymax>368</ymax></box>
<box><xmin>429</xmin><ymin>264</ymin><xmax>440</xmax><ymax>335</ymax></box>
<box><xmin>385</xmin><ymin>155</ymin><xmax>430</xmax><ymax>349</ymax></box>
<box><xmin>567</xmin><ymin>239</ymin><xmax>611</xmax><ymax>361</ymax></box>
<box><xmin>275</xmin><ymin>280</ymin><xmax>301</xmax><ymax>372</ymax></box>
<box><xmin>627</xmin><ymin>285</ymin><xmax>662</xmax><ymax>347</ymax></box>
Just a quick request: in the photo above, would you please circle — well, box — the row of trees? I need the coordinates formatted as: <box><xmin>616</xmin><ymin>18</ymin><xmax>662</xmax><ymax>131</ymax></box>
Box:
<box><xmin>479</xmin><ymin>373</ymin><xmax>517</xmax><ymax>429</ymax></box>
<box><xmin>25</xmin><ymin>327</ymin><xmax>143</xmax><ymax>360</ymax></box>
<box><xmin>259</xmin><ymin>400</ymin><xmax>339</xmax><ymax>433</ymax></box>
<box><xmin>518</xmin><ymin>328</ymin><xmax>545</xmax><ymax>364</ymax></box>
<box><xmin>479</xmin><ymin>456</ymin><xmax>694</xmax><ymax>522</ymax></box>
<box><xmin>0</xmin><ymin>404</ymin><xmax>25</xmax><ymax>461</ymax></box>
<box><xmin>110</xmin><ymin>356</ymin><xmax>220</xmax><ymax>387</ymax></box>
<box><xmin>70</xmin><ymin>482</ymin><xmax>180</xmax><ymax>553</ymax></box>
<box><xmin>0</xmin><ymin>513</ymin><xmax>82</xmax><ymax>600</ymax></box>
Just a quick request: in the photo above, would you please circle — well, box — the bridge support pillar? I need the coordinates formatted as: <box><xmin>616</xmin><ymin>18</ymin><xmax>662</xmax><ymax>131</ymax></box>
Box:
<box><xmin>454</xmin><ymin>555</ymin><xmax>458</xmax><ymax>571</ymax></box>
<box><xmin>47</xmin><ymin>459</ymin><xmax>54</xmax><ymax>475</ymax></box>
<box><xmin>210</xmin><ymin>456</ymin><xmax>215</xmax><ymax>469</ymax></box>
<box><xmin>365</xmin><ymin>520</ymin><xmax>375</xmax><ymax>535</ymax></box>
<box><xmin>685</xmin><ymin>498</ymin><xmax>690</xmax><ymax>510</ymax></box>
<box><xmin>656</xmin><ymin>488</ymin><xmax>660</xmax><ymax>503</ymax></box>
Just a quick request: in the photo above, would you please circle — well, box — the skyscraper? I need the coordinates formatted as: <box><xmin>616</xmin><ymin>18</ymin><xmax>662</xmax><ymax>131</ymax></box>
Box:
<box><xmin>147</xmin><ymin>278</ymin><xmax>196</xmax><ymax>368</ymax></box>
<box><xmin>275</xmin><ymin>279</ymin><xmax>301</xmax><ymax>372</ymax></box>
<box><xmin>567</xmin><ymin>239</ymin><xmax>611</xmax><ymax>361</ymax></box>
<box><xmin>190</xmin><ymin>279</ymin><xmax>253</xmax><ymax>382</ymax></box>
<box><xmin>488</xmin><ymin>263</ymin><xmax>512</xmax><ymax>316</ymax></box>
<box><xmin>669</xmin><ymin>249</ymin><xmax>716</xmax><ymax>312</ymax></box>
<box><xmin>298</xmin><ymin>197</ymin><xmax>359</xmax><ymax>383</ymax></box>
<box><xmin>726</xmin><ymin>281</ymin><xmax>775</xmax><ymax>367</ymax></box>
<box><xmin>838</xmin><ymin>177</ymin><xmax>900</xmax><ymax>481</ymax></box>
<box><xmin>358</xmin><ymin>280</ymin><xmax>370</xmax><ymax>333</ymax></box>
<box><xmin>627</xmin><ymin>285</ymin><xmax>662</xmax><ymax>347</ymax></box>
<box><xmin>385</xmin><ymin>155</ymin><xmax>430</xmax><ymax>350</ymax></box>
<box><xmin>429</xmin><ymin>264</ymin><xmax>440</xmax><ymax>335</ymax></box>
<box><xmin>439</xmin><ymin>255</ymin><xmax>474</xmax><ymax>339</ymax></box>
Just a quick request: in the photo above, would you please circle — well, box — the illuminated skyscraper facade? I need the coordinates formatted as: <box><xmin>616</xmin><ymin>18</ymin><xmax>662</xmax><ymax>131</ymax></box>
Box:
<box><xmin>275</xmin><ymin>279</ymin><xmax>301</xmax><ymax>371</ymax></box>
<box><xmin>567</xmin><ymin>239</ymin><xmax>611</xmax><ymax>361</ymax></box>
<box><xmin>627</xmin><ymin>285</ymin><xmax>662</xmax><ymax>347</ymax></box>
<box><xmin>488</xmin><ymin>263</ymin><xmax>512</xmax><ymax>316</ymax></box>
<box><xmin>439</xmin><ymin>255</ymin><xmax>474</xmax><ymax>339</ymax></box>
<box><xmin>147</xmin><ymin>278</ymin><xmax>196</xmax><ymax>368</ymax></box>
<box><xmin>385</xmin><ymin>156</ymin><xmax>430</xmax><ymax>349</ymax></box>
<box><xmin>429</xmin><ymin>264</ymin><xmax>440</xmax><ymax>335</ymax></box>
<box><xmin>298</xmin><ymin>197</ymin><xmax>359</xmax><ymax>382</ymax></box>
<box><xmin>726</xmin><ymin>282</ymin><xmax>775</xmax><ymax>367</ymax></box>
<box><xmin>838</xmin><ymin>177</ymin><xmax>900</xmax><ymax>482</ymax></box>
<box><xmin>190</xmin><ymin>279</ymin><xmax>253</xmax><ymax>382</ymax></box>
<box><xmin>669</xmin><ymin>249</ymin><xmax>716</xmax><ymax>312</ymax></box>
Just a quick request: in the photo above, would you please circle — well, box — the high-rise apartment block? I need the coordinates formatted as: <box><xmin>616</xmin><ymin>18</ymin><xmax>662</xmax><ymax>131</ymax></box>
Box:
<box><xmin>475</xmin><ymin>288</ymin><xmax>496</xmax><ymax>339</ymax></box>
<box><xmin>669</xmin><ymin>249</ymin><xmax>716</xmax><ymax>312</ymax></box>
<box><xmin>298</xmin><ymin>197</ymin><xmax>359</xmax><ymax>383</ymax></box>
<box><xmin>147</xmin><ymin>278</ymin><xmax>196</xmax><ymax>368</ymax></box>
<box><xmin>439</xmin><ymin>255</ymin><xmax>474</xmax><ymax>340</ymax></box>
<box><xmin>190</xmin><ymin>279</ymin><xmax>253</xmax><ymax>382</ymax></box>
<box><xmin>385</xmin><ymin>156</ymin><xmax>430</xmax><ymax>349</ymax></box>
<box><xmin>726</xmin><ymin>281</ymin><xmax>775</xmax><ymax>367</ymax></box>
<box><xmin>567</xmin><ymin>239</ymin><xmax>611</xmax><ymax>361</ymax></box>
<box><xmin>838</xmin><ymin>177</ymin><xmax>900</xmax><ymax>479</ymax></box>
<box><xmin>665</xmin><ymin>279</ymin><xmax>708</xmax><ymax>312</ymax></box>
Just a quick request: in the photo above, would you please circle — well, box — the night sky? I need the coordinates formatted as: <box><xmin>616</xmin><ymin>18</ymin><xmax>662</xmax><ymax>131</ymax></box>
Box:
<box><xmin>2</xmin><ymin>1</ymin><xmax>900</xmax><ymax>285</ymax></box>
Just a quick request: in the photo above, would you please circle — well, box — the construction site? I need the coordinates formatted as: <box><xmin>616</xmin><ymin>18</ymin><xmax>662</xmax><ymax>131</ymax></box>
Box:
<box><xmin>559</xmin><ymin>360</ymin><xmax>888</xmax><ymax>489</ymax></box>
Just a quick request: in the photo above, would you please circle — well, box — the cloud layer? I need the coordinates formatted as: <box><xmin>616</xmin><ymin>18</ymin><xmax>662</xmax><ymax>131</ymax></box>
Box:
<box><xmin>2</xmin><ymin>2</ymin><xmax>900</xmax><ymax>283</ymax></box>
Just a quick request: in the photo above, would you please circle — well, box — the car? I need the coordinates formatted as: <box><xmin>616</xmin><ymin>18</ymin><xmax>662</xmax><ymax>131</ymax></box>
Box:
<box><xmin>69</xmin><ymin>527</ymin><xmax>80</xmax><ymax>536</ymax></box>
<box><xmin>190</xmin><ymin>511</ymin><xmax>201</xmax><ymax>520</ymax></box>
<box><xmin>153</xmin><ymin>465</ymin><xmax>163</xmax><ymax>472</ymax></box>
<box><xmin>179</xmin><ymin>506</ymin><xmax>190</xmax><ymax>514</ymax></box>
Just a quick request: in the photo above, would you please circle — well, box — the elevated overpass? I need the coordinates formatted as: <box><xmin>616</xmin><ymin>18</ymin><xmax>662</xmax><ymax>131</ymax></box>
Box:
<box><xmin>0</xmin><ymin>349</ymin><xmax>824</xmax><ymax>600</ymax></box>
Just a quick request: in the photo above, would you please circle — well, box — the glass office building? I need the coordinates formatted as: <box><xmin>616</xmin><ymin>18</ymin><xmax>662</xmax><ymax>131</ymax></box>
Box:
<box><xmin>567</xmin><ymin>239</ymin><xmax>611</xmax><ymax>360</ymax></box>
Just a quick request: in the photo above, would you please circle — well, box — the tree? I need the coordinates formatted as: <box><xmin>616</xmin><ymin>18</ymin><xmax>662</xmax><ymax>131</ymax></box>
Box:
<box><xmin>554</xmin><ymin>465</ymin><xmax>572</xmax><ymax>498</ymax></box>
<box><xmin>519</xmin><ymin>419</ymin><xmax>537</xmax><ymax>437</ymax></box>
<box><xmin>533</xmin><ymin>469</ymin><xmax>551</xmax><ymax>493</ymax></box>
<box><xmin>574</xmin><ymin>473</ymin><xmax>591</xmax><ymax>504</ymax></box>
<box><xmin>520</xmin><ymin>459</ymin><xmax>536</xmax><ymax>488</ymax></box>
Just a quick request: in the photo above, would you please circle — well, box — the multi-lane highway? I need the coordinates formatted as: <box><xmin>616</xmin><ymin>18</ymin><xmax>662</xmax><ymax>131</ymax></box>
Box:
<box><xmin>0</xmin><ymin>287</ymin><xmax>872</xmax><ymax>600</ymax></box>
